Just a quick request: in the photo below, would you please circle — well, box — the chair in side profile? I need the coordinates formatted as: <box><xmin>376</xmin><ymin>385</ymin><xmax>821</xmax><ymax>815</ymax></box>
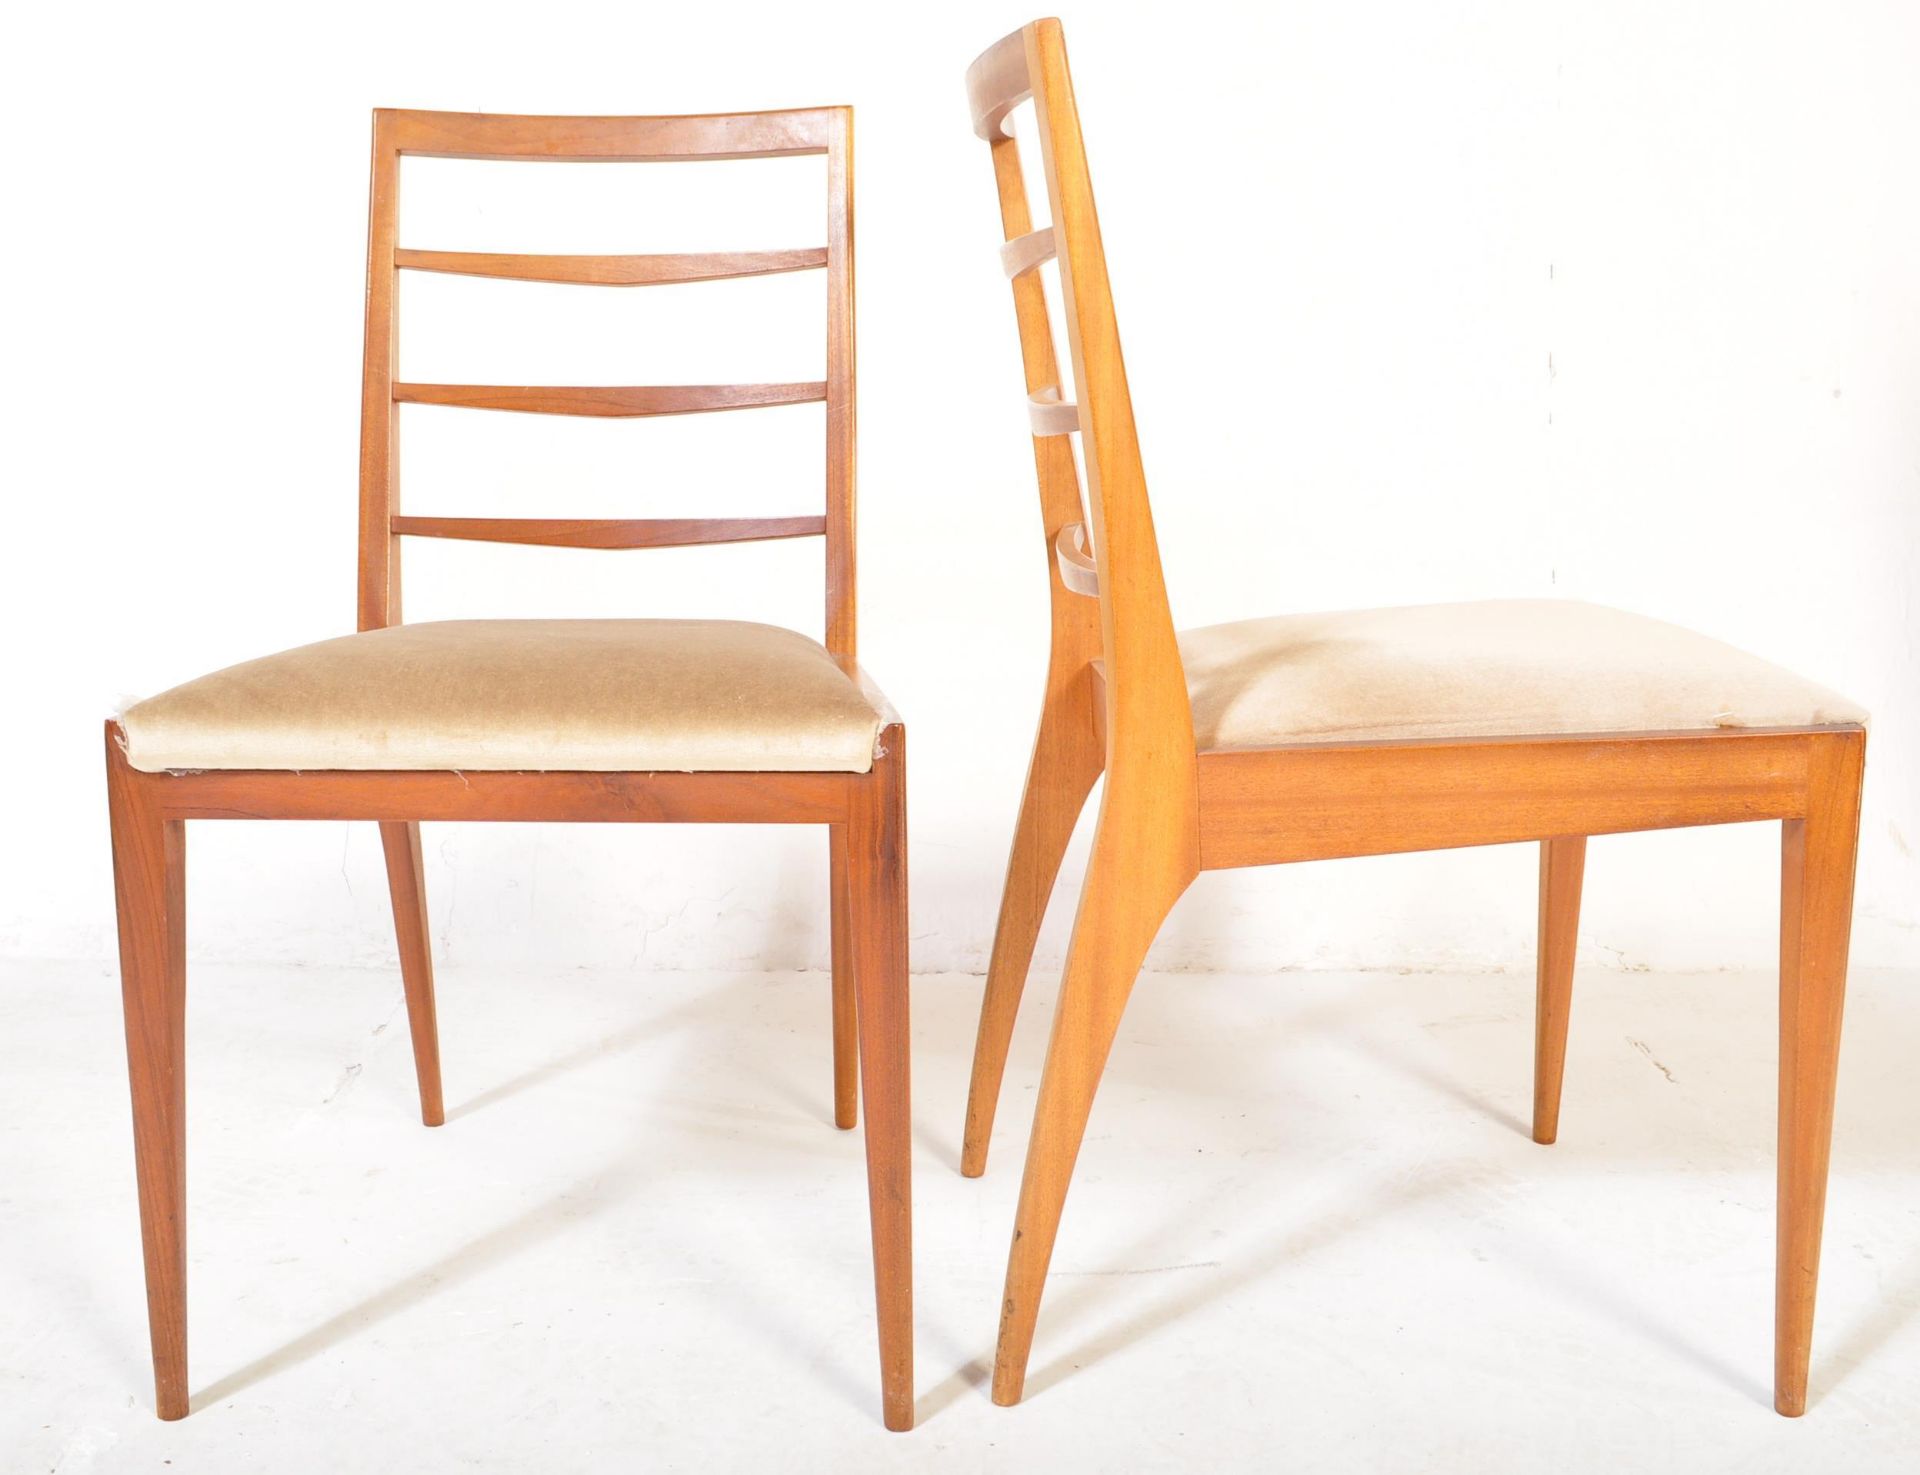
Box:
<box><xmin>106</xmin><ymin>107</ymin><xmax>912</xmax><ymax>1431</ymax></box>
<box><xmin>960</xmin><ymin>19</ymin><xmax>1866</xmax><ymax>1418</ymax></box>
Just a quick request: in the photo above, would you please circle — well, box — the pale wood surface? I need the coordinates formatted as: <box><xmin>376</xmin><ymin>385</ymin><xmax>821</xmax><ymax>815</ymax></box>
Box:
<box><xmin>378</xmin><ymin>821</ymin><xmax>445</xmax><ymax>1128</ymax></box>
<box><xmin>1025</xmin><ymin>386</ymin><xmax>1079</xmax><ymax>436</ymax></box>
<box><xmin>965</xmin><ymin>27</ymin><xmax>1032</xmax><ymax>141</ymax></box>
<box><xmin>984</xmin><ymin>18</ymin><xmax>1204</xmax><ymax>1406</ymax></box>
<box><xmin>999</xmin><ymin>225</ymin><xmax>1055</xmax><ymax>279</ymax></box>
<box><xmin>395</xmin><ymin>246</ymin><xmax>826</xmax><ymax>285</ymax></box>
<box><xmin>960</xmin><ymin>657</ymin><xmax>1102</xmax><ymax>1179</ymax></box>
<box><xmin>355</xmin><ymin>111</ymin><xmax>401</xmax><ymax>632</ymax></box>
<box><xmin>1775</xmin><ymin>728</ymin><xmax>1865</xmax><ymax>1416</ymax></box>
<box><xmin>384</xmin><ymin>106</ymin><xmax>837</xmax><ymax>161</ymax></box>
<box><xmin>1051</xmin><ymin>521</ymin><xmax>1099</xmax><ymax>597</ymax></box>
<box><xmin>1533</xmin><ymin>835</ymin><xmax>1587</xmax><ymax>1146</ymax></box>
<box><xmin>960</xmin><ymin>84</ymin><xmax>1106</xmax><ymax>1183</ymax></box>
<box><xmin>959</xmin><ymin>17</ymin><xmax>1867</xmax><ymax>1420</ymax></box>
<box><xmin>1194</xmin><ymin>729</ymin><xmax>1818</xmax><ymax>869</ymax></box>
<box><xmin>823</xmin><ymin>106</ymin><xmax>857</xmax><ymax>660</ymax></box>
<box><xmin>391</xmin><ymin>381</ymin><xmax>825</xmax><ymax>417</ymax></box>
<box><xmin>389</xmin><ymin>515</ymin><xmax>826</xmax><ymax>550</ymax></box>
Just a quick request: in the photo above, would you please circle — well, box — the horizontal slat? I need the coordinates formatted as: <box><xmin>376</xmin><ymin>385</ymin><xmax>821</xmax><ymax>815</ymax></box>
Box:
<box><xmin>999</xmin><ymin>226</ymin><xmax>1055</xmax><ymax>279</ymax></box>
<box><xmin>393</xmin><ymin>382</ymin><xmax>826</xmax><ymax>417</ymax></box>
<box><xmin>1053</xmin><ymin>521</ymin><xmax>1099</xmax><ymax>597</ymax></box>
<box><xmin>966</xmin><ymin>28</ymin><xmax>1032</xmax><ymax>141</ymax></box>
<box><xmin>394</xmin><ymin>247</ymin><xmax>828</xmax><ymax>285</ymax></box>
<box><xmin>390</xmin><ymin>515</ymin><xmax>825</xmax><ymax>549</ymax></box>
<box><xmin>382</xmin><ymin>106</ymin><xmax>836</xmax><ymax>161</ymax></box>
<box><xmin>1027</xmin><ymin>386</ymin><xmax>1079</xmax><ymax>436</ymax></box>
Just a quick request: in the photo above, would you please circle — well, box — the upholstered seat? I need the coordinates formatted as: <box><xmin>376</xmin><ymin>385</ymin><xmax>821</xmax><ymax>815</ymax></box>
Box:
<box><xmin>1179</xmin><ymin>599</ymin><xmax>1865</xmax><ymax>751</ymax></box>
<box><xmin>118</xmin><ymin>618</ymin><xmax>885</xmax><ymax>774</ymax></box>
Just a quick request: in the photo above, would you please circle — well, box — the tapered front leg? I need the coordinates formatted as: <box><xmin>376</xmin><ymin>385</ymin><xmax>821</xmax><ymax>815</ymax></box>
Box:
<box><xmin>992</xmin><ymin>811</ymin><xmax>1192</xmax><ymax>1406</ymax></box>
<box><xmin>963</xmin><ymin>663</ymin><xmax>1102</xmax><ymax>1177</ymax></box>
<box><xmin>1775</xmin><ymin>730</ymin><xmax>1865</xmax><ymax>1416</ymax></box>
<box><xmin>847</xmin><ymin>728</ymin><xmax>913</xmax><ymax>1429</ymax></box>
<box><xmin>1533</xmin><ymin>835</ymin><xmax>1586</xmax><ymax>1144</ymax></box>
<box><xmin>107</xmin><ymin>732</ymin><xmax>189</xmax><ymax>1420</ymax></box>
<box><xmin>378</xmin><ymin>821</ymin><xmax>444</xmax><ymax>1126</ymax></box>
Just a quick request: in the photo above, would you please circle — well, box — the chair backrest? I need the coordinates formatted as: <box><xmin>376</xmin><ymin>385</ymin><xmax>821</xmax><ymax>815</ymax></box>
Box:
<box><xmin>357</xmin><ymin>107</ymin><xmax>858</xmax><ymax>658</ymax></box>
<box><xmin>964</xmin><ymin>21</ymin><xmax>1196</xmax><ymax>779</ymax></box>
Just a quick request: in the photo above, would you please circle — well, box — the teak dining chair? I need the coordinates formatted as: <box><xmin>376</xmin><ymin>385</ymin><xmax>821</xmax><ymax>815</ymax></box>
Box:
<box><xmin>961</xmin><ymin>19</ymin><xmax>1867</xmax><ymax>1418</ymax></box>
<box><xmin>105</xmin><ymin>106</ymin><xmax>913</xmax><ymax>1431</ymax></box>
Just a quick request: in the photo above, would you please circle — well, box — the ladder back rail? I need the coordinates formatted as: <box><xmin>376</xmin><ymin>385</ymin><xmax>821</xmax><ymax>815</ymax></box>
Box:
<box><xmin>394</xmin><ymin>247</ymin><xmax>827</xmax><ymax>286</ymax></box>
<box><xmin>356</xmin><ymin>106</ymin><xmax>856</xmax><ymax>658</ymax></box>
<box><xmin>389</xmin><ymin>515</ymin><xmax>826</xmax><ymax>549</ymax></box>
<box><xmin>999</xmin><ymin>226</ymin><xmax>1055</xmax><ymax>279</ymax></box>
<box><xmin>966</xmin><ymin>30</ymin><xmax>1033</xmax><ymax>141</ymax></box>
<box><xmin>1026</xmin><ymin>386</ymin><xmax>1080</xmax><ymax>436</ymax></box>
<box><xmin>391</xmin><ymin>382</ymin><xmax>825</xmax><ymax>417</ymax></box>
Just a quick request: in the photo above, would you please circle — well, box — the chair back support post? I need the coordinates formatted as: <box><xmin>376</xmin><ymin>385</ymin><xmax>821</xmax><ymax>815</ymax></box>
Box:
<box><xmin>970</xmin><ymin>22</ymin><xmax>1197</xmax><ymax>807</ymax></box>
<box><xmin>353</xmin><ymin>107</ymin><xmax>857</xmax><ymax>659</ymax></box>
<box><xmin>358</xmin><ymin>112</ymin><xmax>402</xmax><ymax>631</ymax></box>
<box><xmin>823</xmin><ymin>107</ymin><xmax>857</xmax><ymax>659</ymax></box>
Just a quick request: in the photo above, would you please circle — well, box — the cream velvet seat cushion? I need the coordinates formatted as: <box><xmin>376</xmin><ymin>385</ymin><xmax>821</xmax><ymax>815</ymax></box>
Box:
<box><xmin>1179</xmin><ymin>600</ymin><xmax>1865</xmax><ymax>751</ymax></box>
<box><xmin>118</xmin><ymin>619</ymin><xmax>884</xmax><ymax>775</ymax></box>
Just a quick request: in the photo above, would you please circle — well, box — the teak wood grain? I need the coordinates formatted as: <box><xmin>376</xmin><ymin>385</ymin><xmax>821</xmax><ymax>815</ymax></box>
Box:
<box><xmin>391</xmin><ymin>380</ymin><xmax>826</xmax><ymax>417</ymax></box>
<box><xmin>960</xmin><ymin>17</ymin><xmax>1867</xmax><ymax>1421</ymax></box>
<box><xmin>108</xmin><ymin>105</ymin><xmax>911</xmax><ymax>1431</ymax></box>
<box><xmin>389</xmin><ymin>514</ymin><xmax>827</xmax><ymax>550</ymax></box>
<box><xmin>395</xmin><ymin>246</ymin><xmax>827</xmax><ymax>285</ymax></box>
<box><xmin>1533</xmin><ymin>834</ymin><xmax>1586</xmax><ymax>1146</ymax></box>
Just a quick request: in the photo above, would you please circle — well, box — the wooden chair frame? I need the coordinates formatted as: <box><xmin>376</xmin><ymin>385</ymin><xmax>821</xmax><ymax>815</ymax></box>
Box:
<box><xmin>106</xmin><ymin>106</ymin><xmax>913</xmax><ymax>1432</ymax></box>
<box><xmin>961</xmin><ymin>20</ymin><xmax>1864</xmax><ymax>1418</ymax></box>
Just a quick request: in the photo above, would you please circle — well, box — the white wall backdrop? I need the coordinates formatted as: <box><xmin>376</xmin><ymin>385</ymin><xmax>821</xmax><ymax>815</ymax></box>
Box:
<box><xmin>5</xmin><ymin>0</ymin><xmax>1915</xmax><ymax>976</ymax></box>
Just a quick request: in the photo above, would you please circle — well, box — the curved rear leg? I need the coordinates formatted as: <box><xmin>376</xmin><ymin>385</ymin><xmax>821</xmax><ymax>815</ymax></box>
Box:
<box><xmin>962</xmin><ymin>666</ymin><xmax>1102</xmax><ymax>1177</ymax></box>
<box><xmin>1533</xmin><ymin>835</ymin><xmax>1586</xmax><ymax>1144</ymax></box>
<box><xmin>990</xmin><ymin>815</ymin><xmax>1191</xmax><ymax>1405</ymax></box>
<box><xmin>378</xmin><ymin>821</ymin><xmax>444</xmax><ymax>1127</ymax></box>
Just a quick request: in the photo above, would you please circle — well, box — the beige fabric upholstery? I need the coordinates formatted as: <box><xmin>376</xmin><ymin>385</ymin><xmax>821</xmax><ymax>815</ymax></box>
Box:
<box><xmin>1179</xmin><ymin>600</ymin><xmax>1865</xmax><ymax>751</ymax></box>
<box><xmin>119</xmin><ymin>619</ymin><xmax>883</xmax><ymax>774</ymax></box>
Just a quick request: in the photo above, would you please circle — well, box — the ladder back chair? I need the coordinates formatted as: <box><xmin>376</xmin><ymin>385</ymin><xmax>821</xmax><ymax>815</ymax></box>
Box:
<box><xmin>961</xmin><ymin>19</ymin><xmax>1866</xmax><ymax>1417</ymax></box>
<box><xmin>106</xmin><ymin>106</ymin><xmax>912</xmax><ymax>1432</ymax></box>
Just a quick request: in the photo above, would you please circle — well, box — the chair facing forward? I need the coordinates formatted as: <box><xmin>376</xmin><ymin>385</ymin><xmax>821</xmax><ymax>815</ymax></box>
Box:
<box><xmin>961</xmin><ymin>19</ymin><xmax>1866</xmax><ymax>1418</ymax></box>
<box><xmin>106</xmin><ymin>107</ymin><xmax>912</xmax><ymax>1431</ymax></box>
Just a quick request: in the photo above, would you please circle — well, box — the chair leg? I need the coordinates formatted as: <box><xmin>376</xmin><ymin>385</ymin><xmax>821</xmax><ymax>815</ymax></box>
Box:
<box><xmin>378</xmin><ymin>821</ymin><xmax>444</xmax><ymax>1127</ymax></box>
<box><xmin>991</xmin><ymin>814</ymin><xmax>1191</xmax><ymax>1406</ymax></box>
<box><xmin>962</xmin><ymin>670</ymin><xmax>1103</xmax><ymax>1177</ymax></box>
<box><xmin>1533</xmin><ymin>835</ymin><xmax>1586</xmax><ymax>1145</ymax></box>
<box><xmin>847</xmin><ymin>730</ymin><xmax>913</xmax><ymax>1430</ymax></box>
<box><xmin>1775</xmin><ymin>729</ymin><xmax>1864</xmax><ymax>1417</ymax></box>
<box><xmin>829</xmin><ymin>823</ymin><xmax>858</xmax><ymax>1129</ymax></box>
<box><xmin>107</xmin><ymin>736</ymin><xmax>190</xmax><ymax>1420</ymax></box>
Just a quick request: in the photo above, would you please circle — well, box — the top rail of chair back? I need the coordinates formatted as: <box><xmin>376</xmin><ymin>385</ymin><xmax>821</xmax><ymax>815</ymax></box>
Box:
<box><xmin>378</xmin><ymin>106</ymin><xmax>842</xmax><ymax>161</ymax></box>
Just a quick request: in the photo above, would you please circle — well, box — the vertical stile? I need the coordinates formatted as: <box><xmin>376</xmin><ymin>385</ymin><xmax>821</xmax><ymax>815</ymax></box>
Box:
<box><xmin>824</xmin><ymin>107</ymin><xmax>857</xmax><ymax>659</ymax></box>
<box><xmin>1022</xmin><ymin>22</ymin><xmax>1196</xmax><ymax>779</ymax></box>
<box><xmin>357</xmin><ymin>112</ymin><xmax>401</xmax><ymax>631</ymax></box>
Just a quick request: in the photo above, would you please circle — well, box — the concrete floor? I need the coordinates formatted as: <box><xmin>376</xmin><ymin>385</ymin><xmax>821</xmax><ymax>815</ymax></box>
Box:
<box><xmin>3</xmin><ymin>958</ymin><xmax>1915</xmax><ymax>1473</ymax></box>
